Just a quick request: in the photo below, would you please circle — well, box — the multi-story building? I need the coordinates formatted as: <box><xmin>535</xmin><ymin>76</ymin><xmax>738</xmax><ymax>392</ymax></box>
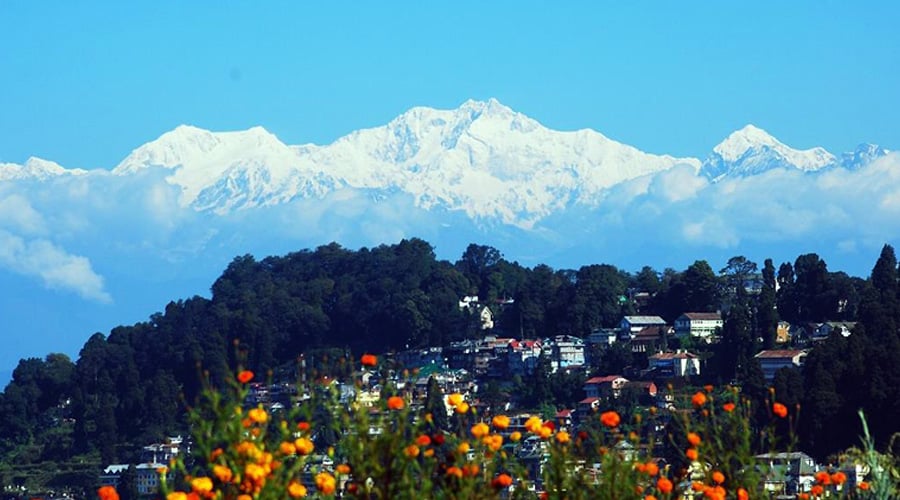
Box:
<box><xmin>674</xmin><ymin>312</ymin><xmax>723</xmax><ymax>339</ymax></box>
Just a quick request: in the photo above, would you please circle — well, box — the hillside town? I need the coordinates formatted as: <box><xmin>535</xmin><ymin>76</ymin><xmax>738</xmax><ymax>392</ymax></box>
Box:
<box><xmin>91</xmin><ymin>292</ymin><xmax>869</xmax><ymax>499</ymax></box>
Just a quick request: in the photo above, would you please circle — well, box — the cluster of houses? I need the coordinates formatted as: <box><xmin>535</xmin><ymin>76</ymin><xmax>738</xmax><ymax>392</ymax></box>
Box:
<box><xmin>99</xmin><ymin>436</ymin><xmax>186</xmax><ymax>495</ymax></box>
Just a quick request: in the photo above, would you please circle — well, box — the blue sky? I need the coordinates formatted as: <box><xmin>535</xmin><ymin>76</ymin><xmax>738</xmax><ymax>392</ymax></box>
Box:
<box><xmin>2</xmin><ymin>2</ymin><xmax>898</xmax><ymax>169</ymax></box>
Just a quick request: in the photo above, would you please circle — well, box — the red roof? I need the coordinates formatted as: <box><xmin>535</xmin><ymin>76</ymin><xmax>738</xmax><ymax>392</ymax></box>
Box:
<box><xmin>682</xmin><ymin>312</ymin><xmax>722</xmax><ymax>321</ymax></box>
<box><xmin>585</xmin><ymin>375</ymin><xmax>626</xmax><ymax>384</ymax></box>
<box><xmin>578</xmin><ymin>397</ymin><xmax>600</xmax><ymax>404</ymax></box>
<box><xmin>556</xmin><ymin>409</ymin><xmax>573</xmax><ymax>418</ymax></box>
<box><xmin>755</xmin><ymin>349</ymin><xmax>806</xmax><ymax>359</ymax></box>
<box><xmin>650</xmin><ymin>351</ymin><xmax>698</xmax><ymax>360</ymax></box>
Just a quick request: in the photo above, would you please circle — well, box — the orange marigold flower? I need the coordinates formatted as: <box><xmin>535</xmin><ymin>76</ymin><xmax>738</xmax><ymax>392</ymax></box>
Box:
<box><xmin>416</xmin><ymin>434</ymin><xmax>431</xmax><ymax>446</ymax></box>
<box><xmin>447</xmin><ymin>393</ymin><xmax>464</xmax><ymax>406</ymax></box>
<box><xmin>691</xmin><ymin>481</ymin><xmax>705</xmax><ymax>492</ymax></box>
<box><xmin>492</xmin><ymin>473</ymin><xmax>513</xmax><ymax>488</ymax></box>
<box><xmin>722</xmin><ymin>402</ymin><xmax>736</xmax><ymax>413</ymax></box>
<box><xmin>815</xmin><ymin>470</ymin><xmax>831</xmax><ymax>485</ymax></box>
<box><xmin>831</xmin><ymin>471</ymin><xmax>847</xmax><ymax>485</ymax></box>
<box><xmin>424</xmin><ymin>448</ymin><xmax>435</xmax><ymax>458</ymax></box>
<box><xmin>600</xmin><ymin>410</ymin><xmax>621</xmax><ymax>428</ymax></box>
<box><xmin>457</xmin><ymin>442</ymin><xmax>471</xmax><ymax>454</ymax></box>
<box><xmin>360</xmin><ymin>353</ymin><xmax>377</xmax><ymax>367</ymax></box>
<box><xmin>213</xmin><ymin>464</ymin><xmax>233</xmax><ymax>483</ymax></box>
<box><xmin>463</xmin><ymin>463</ymin><xmax>480</xmax><ymax>477</ymax></box>
<box><xmin>455</xmin><ymin>402</ymin><xmax>470</xmax><ymax>414</ymax></box>
<box><xmin>237</xmin><ymin>370</ymin><xmax>254</xmax><ymax>384</ymax></box>
<box><xmin>644</xmin><ymin>462</ymin><xmax>659</xmax><ymax>476</ymax></box>
<box><xmin>279</xmin><ymin>441</ymin><xmax>296</xmax><ymax>456</ymax></box>
<box><xmin>704</xmin><ymin>384</ymin><xmax>714</xmax><ymax>392</ymax></box>
<box><xmin>797</xmin><ymin>494</ymin><xmax>810</xmax><ymax>500</ymax></box>
<box><xmin>858</xmin><ymin>481</ymin><xmax>870</xmax><ymax>490</ymax></box>
<box><xmin>712</xmin><ymin>471</ymin><xmax>725</xmax><ymax>484</ymax></box>
<box><xmin>657</xmin><ymin>477</ymin><xmax>673</xmax><ymax>494</ymax></box>
<box><xmin>237</xmin><ymin>496</ymin><xmax>252</xmax><ymax>500</ymax></box>
<box><xmin>471</xmin><ymin>422</ymin><xmax>490</xmax><ymax>439</ymax></box>
<box><xmin>555</xmin><ymin>431</ymin><xmax>570</xmax><ymax>444</ymax></box>
<box><xmin>773</xmin><ymin>402</ymin><xmax>788</xmax><ymax>418</ymax></box>
<box><xmin>510</xmin><ymin>431</ymin><xmax>522</xmax><ymax>442</ymax></box>
<box><xmin>810</xmin><ymin>485</ymin><xmax>824</xmax><ymax>496</ymax></box>
<box><xmin>297</xmin><ymin>421</ymin><xmax>311</xmax><ymax>432</ymax></box>
<box><xmin>687</xmin><ymin>432</ymin><xmax>702</xmax><ymax>447</ymax></box>
<box><xmin>686</xmin><ymin>448</ymin><xmax>699</xmax><ymax>461</ymax></box>
<box><xmin>404</xmin><ymin>444</ymin><xmax>420</xmax><ymax>458</ymax></box>
<box><xmin>706</xmin><ymin>485</ymin><xmax>726</xmax><ymax>500</ymax></box>
<box><xmin>209</xmin><ymin>447</ymin><xmax>224</xmax><ymax>461</ymax></box>
<box><xmin>492</xmin><ymin>415</ymin><xmax>510</xmax><ymax>430</ymax></box>
<box><xmin>692</xmin><ymin>391</ymin><xmax>707</xmax><ymax>407</ymax></box>
<box><xmin>294</xmin><ymin>437</ymin><xmax>314</xmax><ymax>455</ymax></box>
<box><xmin>446</xmin><ymin>466</ymin><xmax>463</xmax><ymax>478</ymax></box>
<box><xmin>190</xmin><ymin>477</ymin><xmax>214</xmax><ymax>495</ymax></box>
<box><xmin>538</xmin><ymin>425</ymin><xmax>553</xmax><ymax>439</ymax></box>
<box><xmin>315</xmin><ymin>472</ymin><xmax>336</xmax><ymax>495</ymax></box>
<box><xmin>524</xmin><ymin>416</ymin><xmax>543</xmax><ymax>433</ymax></box>
<box><xmin>98</xmin><ymin>485</ymin><xmax>120</xmax><ymax>500</ymax></box>
<box><xmin>387</xmin><ymin>396</ymin><xmax>405</xmax><ymax>410</ymax></box>
<box><xmin>737</xmin><ymin>488</ymin><xmax>749</xmax><ymax>500</ymax></box>
<box><xmin>287</xmin><ymin>481</ymin><xmax>307</xmax><ymax>498</ymax></box>
<box><xmin>645</xmin><ymin>496</ymin><xmax>658</xmax><ymax>500</ymax></box>
<box><xmin>483</xmin><ymin>434</ymin><xmax>504</xmax><ymax>451</ymax></box>
<box><xmin>336</xmin><ymin>464</ymin><xmax>351</xmax><ymax>475</ymax></box>
<box><xmin>247</xmin><ymin>407</ymin><xmax>268</xmax><ymax>424</ymax></box>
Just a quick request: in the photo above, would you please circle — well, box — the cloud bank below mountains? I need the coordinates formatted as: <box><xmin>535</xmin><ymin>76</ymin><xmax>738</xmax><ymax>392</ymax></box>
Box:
<box><xmin>2</xmin><ymin>152</ymin><xmax>899</xmax><ymax>306</ymax></box>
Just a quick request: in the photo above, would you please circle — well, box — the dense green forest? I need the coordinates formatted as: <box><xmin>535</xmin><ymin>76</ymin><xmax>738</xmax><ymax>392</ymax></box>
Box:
<box><xmin>1</xmin><ymin>238</ymin><xmax>899</xmax><ymax>488</ymax></box>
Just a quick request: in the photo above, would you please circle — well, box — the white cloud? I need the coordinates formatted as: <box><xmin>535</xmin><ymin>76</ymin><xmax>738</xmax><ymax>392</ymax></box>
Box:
<box><xmin>0</xmin><ymin>230</ymin><xmax>111</xmax><ymax>303</ymax></box>
<box><xmin>0</xmin><ymin>193</ymin><xmax>46</xmax><ymax>234</ymax></box>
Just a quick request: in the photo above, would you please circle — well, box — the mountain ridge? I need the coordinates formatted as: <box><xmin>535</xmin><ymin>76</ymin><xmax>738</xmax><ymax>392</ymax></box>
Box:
<box><xmin>1</xmin><ymin>100</ymin><xmax>890</xmax><ymax>225</ymax></box>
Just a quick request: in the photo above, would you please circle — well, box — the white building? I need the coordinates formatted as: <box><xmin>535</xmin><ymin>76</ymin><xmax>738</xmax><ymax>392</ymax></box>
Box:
<box><xmin>648</xmin><ymin>351</ymin><xmax>700</xmax><ymax>377</ymax></box>
<box><xmin>674</xmin><ymin>312</ymin><xmax>723</xmax><ymax>339</ymax></box>
<box><xmin>755</xmin><ymin>349</ymin><xmax>808</xmax><ymax>382</ymax></box>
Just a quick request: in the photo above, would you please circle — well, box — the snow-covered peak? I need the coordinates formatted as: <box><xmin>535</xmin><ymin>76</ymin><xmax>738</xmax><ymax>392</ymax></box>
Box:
<box><xmin>702</xmin><ymin>124</ymin><xmax>837</xmax><ymax>180</ymax></box>
<box><xmin>841</xmin><ymin>143</ymin><xmax>890</xmax><ymax>170</ymax></box>
<box><xmin>111</xmin><ymin>125</ymin><xmax>310</xmax><ymax>207</ymax></box>
<box><xmin>0</xmin><ymin>157</ymin><xmax>87</xmax><ymax>181</ymax></box>
<box><xmin>713</xmin><ymin>125</ymin><xmax>781</xmax><ymax>162</ymax></box>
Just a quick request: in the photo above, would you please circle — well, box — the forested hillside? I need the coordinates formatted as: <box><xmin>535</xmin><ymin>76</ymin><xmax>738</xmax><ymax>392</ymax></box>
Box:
<box><xmin>1</xmin><ymin>238</ymin><xmax>898</xmax><ymax>482</ymax></box>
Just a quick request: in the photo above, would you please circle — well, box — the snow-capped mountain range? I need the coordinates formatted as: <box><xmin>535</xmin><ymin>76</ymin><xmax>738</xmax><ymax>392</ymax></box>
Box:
<box><xmin>1</xmin><ymin>98</ymin><xmax>890</xmax><ymax>227</ymax></box>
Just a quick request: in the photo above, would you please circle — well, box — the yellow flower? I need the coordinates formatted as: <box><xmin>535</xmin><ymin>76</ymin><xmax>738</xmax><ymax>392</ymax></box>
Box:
<box><xmin>491</xmin><ymin>415</ymin><xmax>510</xmax><ymax>430</ymax></box>
<box><xmin>555</xmin><ymin>431</ymin><xmax>570</xmax><ymax>444</ymax></box>
<box><xmin>457</xmin><ymin>442</ymin><xmax>471</xmax><ymax>455</ymax></box>
<box><xmin>455</xmin><ymin>402</ymin><xmax>470</xmax><ymax>414</ymax></box>
<box><xmin>288</xmin><ymin>480</ymin><xmax>307</xmax><ymax>498</ymax></box>
<box><xmin>482</xmin><ymin>434</ymin><xmax>503</xmax><ymax>451</ymax></box>
<box><xmin>167</xmin><ymin>493</ymin><xmax>187</xmax><ymax>500</ymax></box>
<box><xmin>471</xmin><ymin>422</ymin><xmax>490</xmax><ymax>439</ymax></box>
<box><xmin>510</xmin><ymin>431</ymin><xmax>522</xmax><ymax>442</ymax></box>
<box><xmin>447</xmin><ymin>393</ymin><xmax>464</xmax><ymax>406</ymax></box>
<box><xmin>247</xmin><ymin>407</ymin><xmax>268</xmax><ymax>424</ymax></box>
<box><xmin>190</xmin><ymin>477</ymin><xmax>213</xmax><ymax>495</ymax></box>
<box><xmin>336</xmin><ymin>464</ymin><xmax>351</xmax><ymax>475</ymax></box>
<box><xmin>524</xmin><ymin>416</ymin><xmax>543</xmax><ymax>433</ymax></box>
<box><xmin>404</xmin><ymin>444</ymin><xmax>420</xmax><ymax>458</ymax></box>
<box><xmin>315</xmin><ymin>472</ymin><xmax>336</xmax><ymax>495</ymax></box>
<box><xmin>213</xmin><ymin>464</ymin><xmax>233</xmax><ymax>483</ymax></box>
<box><xmin>538</xmin><ymin>425</ymin><xmax>553</xmax><ymax>439</ymax></box>
<box><xmin>294</xmin><ymin>437</ymin><xmax>314</xmax><ymax>455</ymax></box>
<box><xmin>279</xmin><ymin>441</ymin><xmax>296</xmax><ymax>456</ymax></box>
